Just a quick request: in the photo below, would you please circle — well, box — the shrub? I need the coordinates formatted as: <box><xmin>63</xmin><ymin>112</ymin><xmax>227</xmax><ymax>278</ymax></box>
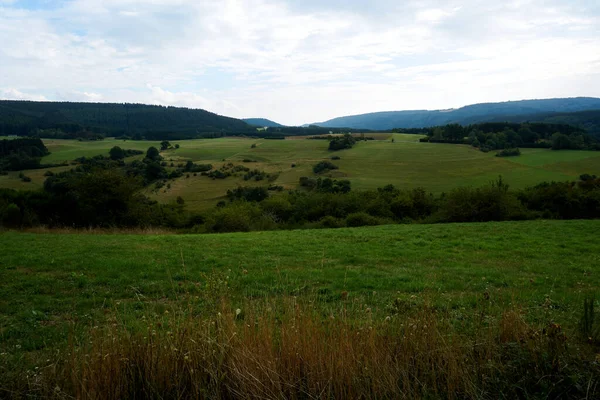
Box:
<box><xmin>496</xmin><ymin>148</ymin><xmax>521</xmax><ymax>157</ymax></box>
<box><xmin>227</xmin><ymin>187</ymin><xmax>269</xmax><ymax>202</ymax></box>
<box><xmin>345</xmin><ymin>212</ymin><xmax>382</xmax><ymax>227</ymax></box>
<box><xmin>317</xmin><ymin>215</ymin><xmax>345</xmax><ymax>228</ymax></box>
<box><xmin>313</xmin><ymin>161</ymin><xmax>338</xmax><ymax>174</ymax></box>
<box><xmin>204</xmin><ymin>202</ymin><xmax>275</xmax><ymax>233</ymax></box>
<box><xmin>331</xmin><ymin>156</ymin><xmax>341</xmax><ymax>160</ymax></box>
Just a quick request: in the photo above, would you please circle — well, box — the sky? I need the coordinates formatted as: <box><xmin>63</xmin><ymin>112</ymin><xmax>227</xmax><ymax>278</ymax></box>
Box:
<box><xmin>0</xmin><ymin>0</ymin><xmax>599</xmax><ymax>125</ymax></box>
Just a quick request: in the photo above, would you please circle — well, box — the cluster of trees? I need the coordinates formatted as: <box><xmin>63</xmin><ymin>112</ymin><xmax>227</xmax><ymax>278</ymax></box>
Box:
<box><xmin>0</xmin><ymin>138</ymin><xmax>51</xmax><ymax>171</ymax></box>
<box><xmin>299</xmin><ymin>177</ymin><xmax>351</xmax><ymax>193</ymax></box>
<box><xmin>1</xmin><ymin>172</ymin><xmax>600</xmax><ymax>231</ymax></box>
<box><xmin>421</xmin><ymin>122</ymin><xmax>599</xmax><ymax>152</ymax></box>
<box><xmin>199</xmin><ymin>175</ymin><xmax>600</xmax><ymax>233</ymax></box>
<box><xmin>328</xmin><ymin>134</ymin><xmax>357</xmax><ymax>151</ymax></box>
<box><xmin>108</xmin><ymin>146</ymin><xmax>144</xmax><ymax>160</ymax></box>
<box><xmin>0</xmin><ymin>168</ymin><xmax>188</xmax><ymax>228</ymax></box>
<box><xmin>243</xmin><ymin>169</ymin><xmax>277</xmax><ymax>182</ymax></box>
<box><xmin>203</xmin><ymin>164</ymin><xmax>249</xmax><ymax>180</ymax></box>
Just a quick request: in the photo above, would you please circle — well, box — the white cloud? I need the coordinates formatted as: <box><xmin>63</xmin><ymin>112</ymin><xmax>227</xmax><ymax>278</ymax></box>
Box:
<box><xmin>0</xmin><ymin>88</ymin><xmax>48</xmax><ymax>101</ymax></box>
<box><xmin>0</xmin><ymin>0</ymin><xmax>598</xmax><ymax>125</ymax></box>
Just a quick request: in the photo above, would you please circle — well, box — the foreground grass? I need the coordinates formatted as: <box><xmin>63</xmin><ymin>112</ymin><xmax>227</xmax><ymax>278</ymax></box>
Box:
<box><xmin>1</xmin><ymin>221</ymin><xmax>600</xmax><ymax>398</ymax></box>
<box><xmin>0</xmin><ymin>220</ymin><xmax>598</xmax><ymax>349</ymax></box>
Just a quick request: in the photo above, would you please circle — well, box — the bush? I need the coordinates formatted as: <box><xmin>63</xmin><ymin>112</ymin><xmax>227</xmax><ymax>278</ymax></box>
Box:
<box><xmin>345</xmin><ymin>212</ymin><xmax>383</xmax><ymax>227</ymax></box>
<box><xmin>227</xmin><ymin>187</ymin><xmax>269</xmax><ymax>202</ymax></box>
<box><xmin>313</xmin><ymin>161</ymin><xmax>338</xmax><ymax>174</ymax></box>
<box><xmin>331</xmin><ymin>156</ymin><xmax>341</xmax><ymax>160</ymax></box>
<box><xmin>496</xmin><ymin>148</ymin><xmax>521</xmax><ymax>157</ymax></box>
<box><xmin>204</xmin><ymin>202</ymin><xmax>274</xmax><ymax>233</ymax></box>
<box><xmin>317</xmin><ymin>215</ymin><xmax>345</xmax><ymax>229</ymax></box>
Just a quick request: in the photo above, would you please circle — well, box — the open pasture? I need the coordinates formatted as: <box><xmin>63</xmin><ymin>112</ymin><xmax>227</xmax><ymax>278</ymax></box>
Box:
<box><xmin>1</xmin><ymin>135</ymin><xmax>600</xmax><ymax>210</ymax></box>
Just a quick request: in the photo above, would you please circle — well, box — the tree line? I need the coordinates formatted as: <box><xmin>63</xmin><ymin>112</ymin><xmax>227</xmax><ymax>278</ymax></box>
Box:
<box><xmin>419</xmin><ymin>122</ymin><xmax>599</xmax><ymax>152</ymax></box>
<box><xmin>1</xmin><ymin>157</ymin><xmax>599</xmax><ymax>232</ymax></box>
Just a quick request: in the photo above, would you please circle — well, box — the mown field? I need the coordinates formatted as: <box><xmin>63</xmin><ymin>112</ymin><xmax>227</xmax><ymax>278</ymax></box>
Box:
<box><xmin>1</xmin><ymin>134</ymin><xmax>600</xmax><ymax>211</ymax></box>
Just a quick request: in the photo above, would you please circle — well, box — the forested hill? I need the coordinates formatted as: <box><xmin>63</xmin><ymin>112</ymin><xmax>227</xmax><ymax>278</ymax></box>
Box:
<box><xmin>242</xmin><ymin>118</ymin><xmax>284</xmax><ymax>127</ymax></box>
<box><xmin>476</xmin><ymin>109</ymin><xmax>600</xmax><ymax>137</ymax></box>
<box><xmin>314</xmin><ymin>97</ymin><xmax>600</xmax><ymax>131</ymax></box>
<box><xmin>0</xmin><ymin>101</ymin><xmax>253</xmax><ymax>140</ymax></box>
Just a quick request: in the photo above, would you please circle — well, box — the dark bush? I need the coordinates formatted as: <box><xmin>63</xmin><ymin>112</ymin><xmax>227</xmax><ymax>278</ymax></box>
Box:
<box><xmin>313</xmin><ymin>161</ymin><xmax>338</xmax><ymax>174</ymax></box>
<box><xmin>496</xmin><ymin>148</ymin><xmax>521</xmax><ymax>157</ymax></box>
<box><xmin>345</xmin><ymin>212</ymin><xmax>383</xmax><ymax>227</ymax></box>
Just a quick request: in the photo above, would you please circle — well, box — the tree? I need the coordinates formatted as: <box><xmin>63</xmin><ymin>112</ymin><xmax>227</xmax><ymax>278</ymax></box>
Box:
<box><xmin>109</xmin><ymin>146</ymin><xmax>125</xmax><ymax>160</ymax></box>
<box><xmin>145</xmin><ymin>146</ymin><xmax>161</xmax><ymax>161</ymax></box>
<box><xmin>551</xmin><ymin>133</ymin><xmax>573</xmax><ymax>150</ymax></box>
<box><xmin>443</xmin><ymin>124</ymin><xmax>465</xmax><ymax>142</ymax></box>
<box><xmin>160</xmin><ymin>140</ymin><xmax>171</xmax><ymax>151</ymax></box>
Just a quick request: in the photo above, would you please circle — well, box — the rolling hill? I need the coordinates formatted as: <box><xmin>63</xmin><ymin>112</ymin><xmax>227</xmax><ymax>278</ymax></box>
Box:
<box><xmin>314</xmin><ymin>97</ymin><xmax>600</xmax><ymax>130</ymax></box>
<box><xmin>242</xmin><ymin>118</ymin><xmax>284</xmax><ymax>127</ymax></box>
<box><xmin>0</xmin><ymin>100</ymin><xmax>253</xmax><ymax>139</ymax></box>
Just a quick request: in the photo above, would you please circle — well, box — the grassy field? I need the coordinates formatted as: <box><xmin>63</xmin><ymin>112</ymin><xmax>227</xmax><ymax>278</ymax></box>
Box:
<box><xmin>1</xmin><ymin>219</ymin><xmax>598</xmax><ymax>351</ymax></box>
<box><xmin>1</xmin><ymin>135</ymin><xmax>600</xmax><ymax>210</ymax></box>
<box><xmin>1</xmin><ymin>220</ymin><xmax>599</xmax><ymax>397</ymax></box>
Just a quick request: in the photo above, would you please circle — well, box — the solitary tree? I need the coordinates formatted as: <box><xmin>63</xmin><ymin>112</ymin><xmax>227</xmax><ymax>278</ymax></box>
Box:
<box><xmin>109</xmin><ymin>146</ymin><xmax>125</xmax><ymax>160</ymax></box>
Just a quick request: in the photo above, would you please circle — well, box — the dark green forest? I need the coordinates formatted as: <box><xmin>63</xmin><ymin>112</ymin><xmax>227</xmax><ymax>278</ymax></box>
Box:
<box><xmin>420</xmin><ymin>122</ymin><xmax>599</xmax><ymax>152</ymax></box>
<box><xmin>0</xmin><ymin>100</ymin><xmax>252</xmax><ymax>140</ymax></box>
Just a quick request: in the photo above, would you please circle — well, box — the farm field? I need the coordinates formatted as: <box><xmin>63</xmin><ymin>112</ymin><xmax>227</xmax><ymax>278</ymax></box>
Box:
<box><xmin>1</xmin><ymin>134</ymin><xmax>600</xmax><ymax>210</ymax></box>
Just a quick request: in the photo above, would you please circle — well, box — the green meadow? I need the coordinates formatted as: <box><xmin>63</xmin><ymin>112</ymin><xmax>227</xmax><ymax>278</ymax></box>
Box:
<box><xmin>1</xmin><ymin>219</ymin><xmax>598</xmax><ymax>353</ymax></box>
<box><xmin>2</xmin><ymin>134</ymin><xmax>599</xmax><ymax>211</ymax></box>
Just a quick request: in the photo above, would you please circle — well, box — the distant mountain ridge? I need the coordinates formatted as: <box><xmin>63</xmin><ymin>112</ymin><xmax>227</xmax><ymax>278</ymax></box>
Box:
<box><xmin>313</xmin><ymin>97</ymin><xmax>600</xmax><ymax>130</ymax></box>
<box><xmin>242</xmin><ymin>118</ymin><xmax>284</xmax><ymax>127</ymax></box>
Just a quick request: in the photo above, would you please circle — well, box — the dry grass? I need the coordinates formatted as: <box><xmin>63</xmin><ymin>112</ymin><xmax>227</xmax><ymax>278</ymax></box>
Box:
<box><xmin>9</xmin><ymin>297</ymin><xmax>599</xmax><ymax>400</ymax></box>
<box><xmin>14</xmin><ymin>226</ymin><xmax>176</xmax><ymax>235</ymax></box>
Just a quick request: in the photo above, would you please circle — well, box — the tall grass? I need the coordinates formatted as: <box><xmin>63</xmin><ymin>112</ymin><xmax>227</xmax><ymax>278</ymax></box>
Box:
<box><xmin>8</xmin><ymin>296</ymin><xmax>599</xmax><ymax>400</ymax></box>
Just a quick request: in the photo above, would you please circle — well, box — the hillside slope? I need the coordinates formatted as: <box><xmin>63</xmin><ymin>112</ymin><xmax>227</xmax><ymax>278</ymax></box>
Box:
<box><xmin>243</xmin><ymin>118</ymin><xmax>284</xmax><ymax>127</ymax></box>
<box><xmin>0</xmin><ymin>100</ymin><xmax>252</xmax><ymax>139</ymax></box>
<box><xmin>315</xmin><ymin>97</ymin><xmax>600</xmax><ymax>130</ymax></box>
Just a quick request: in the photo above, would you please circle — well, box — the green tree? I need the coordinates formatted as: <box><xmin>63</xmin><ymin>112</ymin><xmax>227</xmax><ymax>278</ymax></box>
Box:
<box><xmin>145</xmin><ymin>146</ymin><xmax>161</xmax><ymax>161</ymax></box>
<box><xmin>160</xmin><ymin>141</ymin><xmax>171</xmax><ymax>151</ymax></box>
<box><xmin>109</xmin><ymin>146</ymin><xmax>125</xmax><ymax>160</ymax></box>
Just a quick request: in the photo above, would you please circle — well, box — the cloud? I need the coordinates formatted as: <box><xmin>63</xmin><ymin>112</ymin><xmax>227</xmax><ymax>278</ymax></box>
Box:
<box><xmin>0</xmin><ymin>88</ymin><xmax>48</xmax><ymax>101</ymax></box>
<box><xmin>0</xmin><ymin>0</ymin><xmax>598</xmax><ymax>125</ymax></box>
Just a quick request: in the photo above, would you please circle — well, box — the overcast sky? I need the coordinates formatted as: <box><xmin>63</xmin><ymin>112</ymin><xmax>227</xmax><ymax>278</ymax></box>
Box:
<box><xmin>1</xmin><ymin>0</ymin><xmax>599</xmax><ymax>125</ymax></box>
